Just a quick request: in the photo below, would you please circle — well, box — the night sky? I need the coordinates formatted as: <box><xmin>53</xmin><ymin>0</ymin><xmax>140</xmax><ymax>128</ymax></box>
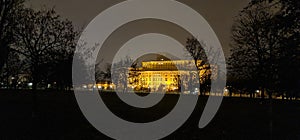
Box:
<box><xmin>25</xmin><ymin>0</ymin><xmax>250</xmax><ymax>60</ymax></box>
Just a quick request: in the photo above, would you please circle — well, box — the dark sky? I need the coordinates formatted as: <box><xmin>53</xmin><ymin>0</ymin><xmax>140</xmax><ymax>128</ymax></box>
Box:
<box><xmin>26</xmin><ymin>0</ymin><xmax>250</xmax><ymax>59</ymax></box>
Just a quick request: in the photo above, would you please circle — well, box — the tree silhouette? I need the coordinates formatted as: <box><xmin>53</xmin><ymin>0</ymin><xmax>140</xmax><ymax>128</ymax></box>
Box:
<box><xmin>111</xmin><ymin>56</ymin><xmax>134</xmax><ymax>93</ymax></box>
<box><xmin>0</xmin><ymin>0</ymin><xmax>24</xmax><ymax>70</ymax></box>
<box><xmin>274</xmin><ymin>0</ymin><xmax>300</xmax><ymax>99</ymax></box>
<box><xmin>0</xmin><ymin>51</ymin><xmax>25</xmax><ymax>89</ymax></box>
<box><xmin>185</xmin><ymin>37</ymin><xmax>213</xmax><ymax>95</ymax></box>
<box><xmin>12</xmin><ymin>8</ymin><xmax>77</xmax><ymax>91</ymax></box>
<box><xmin>95</xmin><ymin>59</ymin><xmax>107</xmax><ymax>83</ymax></box>
<box><xmin>47</xmin><ymin>51</ymin><xmax>74</xmax><ymax>90</ymax></box>
<box><xmin>229</xmin><ymin>0</ymin><xmax>300</xmax><ymax>99</ymax></box>
<box><xmin>229</xmin><ymin>1</ymin><xmax>279</xmax><ymax>99</ymax></box>
<box><xmin>9</xmin><ymin>8</ymin><xmax>77</xmax><ymax>117</ymax></box>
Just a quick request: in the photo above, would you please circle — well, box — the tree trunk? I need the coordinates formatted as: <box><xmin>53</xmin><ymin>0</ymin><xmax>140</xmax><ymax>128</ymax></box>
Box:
<box><xmin>261</xmin><ymin>88</ymin><xmax>265</xmax><ymax>99</ymax></box>
<box><xmin>268</xmin><ymin>90</ymin><xmax>272</xmax><ymax>99</ymax></box>
<box><xmin>32</xmin><ymin>80</ymin><xmax>38</xmax><ymax>118</ymax></box>
<box><xmin>0</xmin><ymin>43</ymin><xmax>9</xmax><ymax>70</ymax></box>
<box><xmin>31</xmin><ymin>68</ymin><xmax>39</xmax><ymax>118</ymax></box>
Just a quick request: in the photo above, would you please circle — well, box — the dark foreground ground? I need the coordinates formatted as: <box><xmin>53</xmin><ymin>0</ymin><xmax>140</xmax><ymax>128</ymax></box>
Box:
<box><xmin>0</xmin><ymin>90</ymin><xmax>300</xmax><ymax>140</ymax></box>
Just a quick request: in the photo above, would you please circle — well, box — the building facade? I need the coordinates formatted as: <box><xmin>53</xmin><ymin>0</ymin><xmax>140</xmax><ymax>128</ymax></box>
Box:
<box><xmin>128</xmin><ymin>60</ymin><xmax>211</xmax><ymax>92</ymax></box>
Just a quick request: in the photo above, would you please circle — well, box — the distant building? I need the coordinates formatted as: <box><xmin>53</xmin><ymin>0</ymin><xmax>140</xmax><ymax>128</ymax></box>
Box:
<box><xmin>96</xmin><ymin>80</ymin><xmax>115</xmax><ymax>90</ymax></box>
<box><xmin>127</xmin><ymin>60</ymin><xmax>212</xmax><ymax>92</ymax></box>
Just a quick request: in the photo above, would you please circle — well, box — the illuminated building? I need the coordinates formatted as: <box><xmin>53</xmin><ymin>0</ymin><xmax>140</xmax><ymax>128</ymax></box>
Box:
<box><xmin>128</xmin><ymin>60</ymin><xmax>211</xmax><ymax>92</ymax></box>
<box><xmin>95</xmin><ymin>81</ymin><xmax>115</xmax><ymax>90</ymax></box>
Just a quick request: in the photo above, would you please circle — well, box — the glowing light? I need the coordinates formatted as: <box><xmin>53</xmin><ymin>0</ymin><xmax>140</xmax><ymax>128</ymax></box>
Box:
<box><xmin>28</xmin><ymin>83</ymin><xmax>33</xmax><ymax>86</ymax></box>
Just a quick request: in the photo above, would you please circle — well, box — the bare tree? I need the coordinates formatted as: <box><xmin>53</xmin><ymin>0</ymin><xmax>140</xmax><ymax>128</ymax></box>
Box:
<box><xmin>185</xmin><ymin>37</ymin><xmax>214</xmax><ymax>95</ymax></box>
<box><xmin>229</xmin><ymin>0</ymin><xmax>300</xmax><ymax>100</ymax></box>
<box><xmin>95</xmin><ymin>60</ymin><xmax>111</xmax><ymax>83</ymax></box>
<box><xmin>185</xmin><ymin>38</ymin><xmax>207</xmax><ymax>67</ymax></box>
<box><xmin>12</xmin><ymin>8</ymin><xmax>77</xmax><ymax>91</ymax></box>
<box><xmin>0</xmin><ymin>51</ymin><xmax>25</xmax><ymax>89</ymax></box>
<box><xmin>228</xmin><ymin>0</ymin><xmax>281</xmax><ymax>99</ymax></box>
<box><xmin>10</xmin><ymin>8</ymin><xmax>77</xmax><ymax>117</ymax></box>
<box><xmin>111</xmin><ymin>56</ymin><xmax>134</xmax><ymax>93</ymax></box>
<box><xmin>0</xmin><ymin>0</ymin><xmax>24</xmax><ymax>69</ymax></box>
<box><xmin>274</xmin><ymin>0</ymin><xmax>300</xmax><ymax>99</ymax></box>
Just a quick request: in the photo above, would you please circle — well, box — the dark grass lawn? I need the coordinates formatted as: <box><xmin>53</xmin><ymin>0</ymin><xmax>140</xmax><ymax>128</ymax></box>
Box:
<box><xmin>0</xmin><ymin>90</ymin><xmax>300</xmax><ymax>140</ymax></box>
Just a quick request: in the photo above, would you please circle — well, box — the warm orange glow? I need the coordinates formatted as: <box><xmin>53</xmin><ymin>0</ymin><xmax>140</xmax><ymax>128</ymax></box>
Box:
<box><xmin>128</xmin><ymin>60</ymin><xmax>211</xmax><ymax>92</ymax></box>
